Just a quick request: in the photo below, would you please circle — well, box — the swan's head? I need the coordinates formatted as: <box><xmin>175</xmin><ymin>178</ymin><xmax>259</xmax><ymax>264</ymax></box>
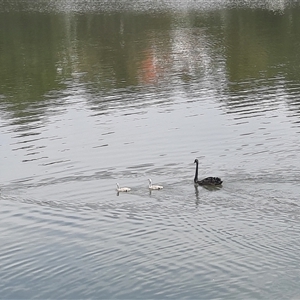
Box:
<box><xmin>116</xmin><ymin>183</ymin><xmax>120</xmax><ymax>188</ymax></box>
<box><xmin>148</xmin><ymin>179</ymin><xmax>152</xmax><ymax>184</ymax></box>
<box><xmin>194</xmin><ymin>159</ymin><xmax>199</xmax><ymax>164</ymax></box>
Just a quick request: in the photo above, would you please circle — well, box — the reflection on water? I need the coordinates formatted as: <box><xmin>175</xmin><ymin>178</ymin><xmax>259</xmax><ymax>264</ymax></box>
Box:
<box><xmin>0</xmin><ymin>0</ymin><xmax>294</xmax><ymax>13</ymax></box>
<box><xmin>1</xmin><ymin>1</ymin><xmax>300</xmax><ymax>299</ymax></box>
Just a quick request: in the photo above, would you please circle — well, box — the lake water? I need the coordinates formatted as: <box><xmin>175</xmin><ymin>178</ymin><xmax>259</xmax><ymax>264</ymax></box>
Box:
<box><xmin>1</xmin><ymin>0</ymin><xmax>300</xmax><ymax>298</ymax></box>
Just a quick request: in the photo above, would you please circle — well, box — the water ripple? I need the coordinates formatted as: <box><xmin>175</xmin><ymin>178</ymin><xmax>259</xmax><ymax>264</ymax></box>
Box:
<box><xmin>1</xmin><ymin>4</ymin><xmax>300</xmax><ymax>299</ymax></box>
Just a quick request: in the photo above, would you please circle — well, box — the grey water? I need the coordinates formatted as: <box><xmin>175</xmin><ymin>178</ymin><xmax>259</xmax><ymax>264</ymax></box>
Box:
<box><xmin>1</xmin><ymin>0</ymin><xmax>300</xmax><ymax>298</ymax></box>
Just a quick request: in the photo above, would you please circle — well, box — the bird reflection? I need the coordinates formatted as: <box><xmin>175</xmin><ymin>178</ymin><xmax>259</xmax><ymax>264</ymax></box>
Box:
<box><xmin>194</xmin><ymin>182</ymin><xmax>223</xmax><ymax>206</ymax></box>
<box><xmin>194</xmin><ymin>184</ymin><xmax>200</xmax><ymax>206</ymax></box>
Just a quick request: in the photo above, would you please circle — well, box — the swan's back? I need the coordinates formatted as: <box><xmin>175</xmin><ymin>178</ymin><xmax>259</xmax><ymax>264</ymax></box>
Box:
<box><xmin>196</xmin><ymin>177</ymin><xmax>222</xmax><ymax>186</ymax></box>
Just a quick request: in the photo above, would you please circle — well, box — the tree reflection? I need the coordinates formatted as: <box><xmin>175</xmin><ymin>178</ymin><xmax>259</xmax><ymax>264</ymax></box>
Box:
<box><xmin>1</xmin><ymin>5</ymin><xmax>300</xmax><ymax>124</ymax></box>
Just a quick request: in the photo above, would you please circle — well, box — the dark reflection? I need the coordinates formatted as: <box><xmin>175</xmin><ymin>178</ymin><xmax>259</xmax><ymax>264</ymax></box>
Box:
<box><xmin>0</xmin><ymin>11</ymin><xmax>174</xmax><ymax>123</ymax></box>
<box><xmin>195</xmin><ymin>182</ymin><xmax>222</xmax><ymax>193</ymax></box>
<box><xmin>194</xmin><ymin>6</ymin><xmax>300</xmax><ymax>119</ymax></box>
<box><xmin>0</xmin><ymin>12</ymin><xmax>69</xmax><ymax>125</ymax></box>
<box><xmin>1</xmin><ymin>4</ymin><xmax>300</xmax><ymax>127</ymax></box>
<box><xmin>200</xmin><ymin>184</ymin><xmax>223</xmax><ymax>192</ymax></box>
<box><xmin>194</xmin><ymin>184</ymin><xmax>200</xmax><ymax>206</ymax></box>
<box><xmin>0</xmin><ymin>13</ymin><xmax>68</xmax><ymax>95</ymax></box>
<box><xmin>224</xmin><ymin>7</ymin><xmax>300</xmax><ymax>84</ymax></box>
<box><xmin>75</xmin><ymin>12</ymin><xmax>172</xmax><ymax>90</ymax></box>
<box><xmin>194</xmin><ymin>183</ymin><xmax>223</xmax><ymax>207</ymax></box>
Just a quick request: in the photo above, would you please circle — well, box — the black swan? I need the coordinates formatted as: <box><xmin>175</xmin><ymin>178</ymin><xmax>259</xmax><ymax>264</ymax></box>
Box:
<box><xmin>194</xmin><ymin>159</ymin><xmax>223</xmax><ymax>186</ymax></box>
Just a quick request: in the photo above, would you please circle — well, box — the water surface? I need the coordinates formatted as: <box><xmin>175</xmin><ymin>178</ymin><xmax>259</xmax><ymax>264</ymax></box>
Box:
<box><xmin>1</xmin><ymin>0</ymin><xmax>300</xmax><ymax>298</ymax></box>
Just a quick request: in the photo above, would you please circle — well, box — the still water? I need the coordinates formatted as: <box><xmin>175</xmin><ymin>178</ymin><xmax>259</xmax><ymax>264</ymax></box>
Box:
<box><xmin>1</xmin><ymin>0</ymin><xmax>300</xmax><ymax>298</ymax></box>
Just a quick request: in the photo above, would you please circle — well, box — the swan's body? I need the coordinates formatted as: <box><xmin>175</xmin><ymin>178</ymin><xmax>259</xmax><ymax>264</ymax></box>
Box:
<box><xmin>148</xmin><ymin>179</ymin><xmax>163</xmax><ymax>190</ymax></box>
<box><xmin>116</xmin><ymin>183</ymin><xmax>131</xmax><ymax>192</ymax></box>
<box><xmin>194</xmin><ymin>159</ymin><xmax>222</xmax><ymax>186</ymax></box>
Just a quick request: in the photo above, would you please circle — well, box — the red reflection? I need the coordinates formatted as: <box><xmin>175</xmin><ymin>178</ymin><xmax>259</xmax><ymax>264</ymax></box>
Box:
<box><xmin>139</xmin><ymin>49</ymin><xmax>159</xmax><ymax>84</ymax></box>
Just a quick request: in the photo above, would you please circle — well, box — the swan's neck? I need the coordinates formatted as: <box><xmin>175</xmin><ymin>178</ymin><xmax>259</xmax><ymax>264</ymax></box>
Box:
<box><xmin>194</xmin><ymin>162</ymin><xmax>198</xmax><ymax>183</ymax></box>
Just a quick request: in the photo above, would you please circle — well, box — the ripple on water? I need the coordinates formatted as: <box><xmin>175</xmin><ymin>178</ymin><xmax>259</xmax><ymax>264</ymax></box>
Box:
<box><xmin>2</xmin><ymin>171</ymin><xmax>300</xmax><ymax>298</ymax></box>
<box><xmin>1</xmin><ymin>3</ymin><xmax>300</xmax><ymax>298</ymax></box>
